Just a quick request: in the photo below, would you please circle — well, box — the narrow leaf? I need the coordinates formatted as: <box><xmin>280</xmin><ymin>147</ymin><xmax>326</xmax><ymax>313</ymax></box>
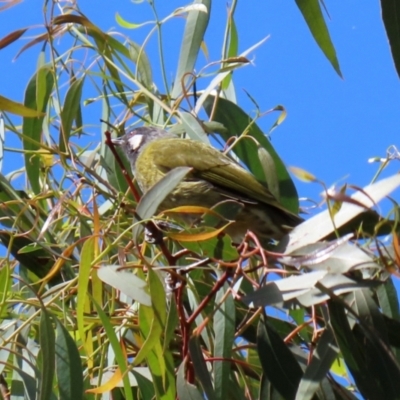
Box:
<box><xmin>59</xmin><ymin>77</ymin><xmax>84</xmax><ymax>152</ymax></box>
<box><xmin>381</xmin><ymin>0</ymin><xmax>400</xmax><ymax>79</ymax></box>
<box><xmin>257</xmin><ymin>317</ymin><xmax>303</xmax><ymax>399</ymax></box>
<box><xmin>23</xmin><ymin>67</ymin><xmax>54</xmax><ymax>194</ymax></box>
<box><xmin>203</xmin><ymin>95</ymin><xmax>299</xmax><ymax>211</ymax></box>
<box><xmin>38</xmin><ymin>309</ymin><xmax>55</xmax><ymax>400</ymax></box>
<box><xmin>55</xmin><ymin>319</ymin><xmax>84</xmax><ymax>400</ymax></box>
<box><xmin>0</xmin><ymin>94</ymin><xmax>44</xmax><ymax>117</ymax></box>
<box><xmin>133</xmin><ymin>166</ymin><xmax>192</xmax><ymax>242</ymax></box>
<box><xmin>284</xmin><ymin>173</ymin><xmax>400</xmax><ymax>253</ymax></box>
<box><xmin>213</xmin><ymin>283</ymin><xmax>235</xmax><ymax>399</ymax></box>
<box><xmin>188</xmin><ymin>336</ymin><xmax>216</xmax><ymax>400</ymax></box>
<box><xmin>97</xmin><ymin>265</ymin><xmax>151</xmax><ymax>306</ymax></box>
<box><xmin>171</xmin><ymin>0</ymin><xmax>211</xmax><ymax>99</ymax></box>
<box><xmin>295</xmin><ymin>328</ymin><xmax>339</xmax><ymax>400</ymax></box>
<box><xmin>177</xmin><ymin>360</ymin><xmax>204</xmax><ymax>400</ymax></box>
<box><xmin>92</xmin><ymin>299</ymin><xmax>133</xmax><ymax>400</ymax></box>
<box><xmin>0</xmin><ymin>28</ymin><xmax>27</xmax><ymax>49</ymax></box>
<box><xmin>295</xmin><ymin>0</ymin><xmax>342</xmax><ymax>77</ymax></box>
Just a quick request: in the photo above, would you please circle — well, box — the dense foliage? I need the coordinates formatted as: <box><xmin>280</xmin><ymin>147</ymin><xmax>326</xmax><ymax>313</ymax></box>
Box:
<box><xmin>0</xmin><ymin>1</ymin><xmax>400</xmax><ymax>399</ymax></box>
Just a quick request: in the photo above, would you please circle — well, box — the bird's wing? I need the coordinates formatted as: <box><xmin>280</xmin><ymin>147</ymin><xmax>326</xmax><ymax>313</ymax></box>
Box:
<box><xmin>151</xmin><ymin>139</ymin><xmax>295</xmax><ymax>213</ymax></box>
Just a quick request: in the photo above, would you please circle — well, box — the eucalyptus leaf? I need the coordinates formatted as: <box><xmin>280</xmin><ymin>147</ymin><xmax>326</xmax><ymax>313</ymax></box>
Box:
<box><xmin>381</xmin><ymin>0</ymin><xmax>400</xmax><ymax>79</ymax></box>
<box><xmin>283</xmin><ymin>173</ymin><xmax>400</xmax><ymax>253</ymax></box>
<box><xmin>295</xmin><ymin>328</ymin><xmax>339</xmax><ymax>400</ymax></box>
<box><xmin>295</xmin><ymin>0</ymin><xmax>342</xmax><ymax>77</ymax></box>
<box><xmin>179</xmin><ymin>111</ymin><xmax>210</xmax><ymax>143</ymax></box>
<box><xmin>257</xmin><ymin>318</ymin><xmax>303</xmax><ymax>400</ymax></box>
<box><xmin>171</xmin><ymin>0</ymin><xmax>211</xmax><ymax>100</ymax></box>
<box><xmin>177</xmin><ymin>361</ymin><xmax>205</xmax><ymax>400</ymax></box>
<box><xmin>133</xmin><ymin>166</ymin><xmax>192</xmax><ymax>242</ymax></box>
<box><xmin>97</xmin><ymin>265</ymin><xmax>151</xmax><ymax>306</ymax></box>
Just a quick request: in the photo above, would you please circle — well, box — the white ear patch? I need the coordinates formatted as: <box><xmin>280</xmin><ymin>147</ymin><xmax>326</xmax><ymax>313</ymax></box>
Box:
<box><xmin>128</xmin><ymin>134</ymin><xmax>144</xmax><ymax>151</ymax></box>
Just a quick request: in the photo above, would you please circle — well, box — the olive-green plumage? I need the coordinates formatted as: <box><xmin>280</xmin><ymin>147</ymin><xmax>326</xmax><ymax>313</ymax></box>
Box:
<box><xmin>112</xmin><ymin>127</ymin><xmax>302</xmax><ymax>243</ymax></box>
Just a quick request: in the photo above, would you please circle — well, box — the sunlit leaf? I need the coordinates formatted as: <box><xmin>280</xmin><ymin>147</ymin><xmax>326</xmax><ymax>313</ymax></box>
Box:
<box><xmin>0</xmin><ymin>94</ymin><xmax>44</xmax><ymax>117</ymax></box>
<box><xmin>284</xmin><ymin>173</ymin><xmax>400</xmax><ymax>253</ymax></box>
<box><xmin>295</xmin><ymin>328</ymin><xmax>339</xmax><ymax>400</ymax></box>
<box><xmin>97</xmin><ymin>265</ymin><xmax>151</xmax><ymax>306</ymax></box>
<box><xmin>171</xmin><ymin>0</ymin><xmax>211</xmax><ymax>99</ymax></box>
<box><xmin>59</xmin><ymin>77</ymin><xmax>84</xmax><ymax>152</ymax></box>
<box><xmin>23</xmin><ymin>67</ymin><xmax>54</xmax><ymax>194</ymax></box>
<box><xmin>295</xmin><ymin>0</ymin><xmax>342</xmax><ymax>77</ymax></box>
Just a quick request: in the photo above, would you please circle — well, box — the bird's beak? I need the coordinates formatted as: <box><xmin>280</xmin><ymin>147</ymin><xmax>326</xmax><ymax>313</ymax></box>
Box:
<box><xmin>111</xmin><ymin>137</ymin><xmax>123</xmax><ymax>146</ymax></box>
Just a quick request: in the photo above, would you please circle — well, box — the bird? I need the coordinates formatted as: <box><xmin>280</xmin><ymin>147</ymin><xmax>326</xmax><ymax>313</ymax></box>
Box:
<box><xmin>111</xmin><ymin>126</ymin><xmax>302</xmax><ymax>244</ymax></box>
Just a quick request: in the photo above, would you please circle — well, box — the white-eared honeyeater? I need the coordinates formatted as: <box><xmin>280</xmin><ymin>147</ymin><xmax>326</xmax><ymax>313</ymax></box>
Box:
<box><xmin>112</xmin><ymin>127</ymin><xmax>302</xmax><ymax>243</ymax></box>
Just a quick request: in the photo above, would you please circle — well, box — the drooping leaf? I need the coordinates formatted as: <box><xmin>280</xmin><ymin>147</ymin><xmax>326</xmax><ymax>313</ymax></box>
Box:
<box><xmin>381</xmin><ymin>0</ymin><xmax>400</xmax><ymax>79</ymax></box>
<box><xmin>23</xmin><ymin>67</ymin><xmax>54</xmax><ymax>194</ymax></box>
<box><xmin>38</xmin><ymin>309</ymin><xmax>55</xmax><ymax>400</ymax></box>
<box><xmin>0</xmin><ymin>94</ymin><xmax>44</xmax><ymax>117</ymax></box>
<box><xmin>59</xmin><ymin>77</ymin><xmax>84</xmax><ymax>153</ymax></box>
<box><xmin>257</xmin><ymin>317</ymin><xmax>303</xmax><ymax>399</ymax></box>
<box><xmin>284</xmin><ymin>173</ymin><xmax>400</xmax><ymax>253</ymax></box>
<box><xmin>171</xmin><ymin>0</ymin><xmax>211</xmax><ymax>100</ymax></box>
<box><xmin>295</xmin><ymin>0</ymin><xmax>342</xmax><ymax>77</ymax></box>
<box><xmin>295</xmin><ymin>328</ymin><xmax>339</xmax><ymax>400</ymax></box>
<box><xmin>213</xmin><ymin>282</ymin><xmax>235</xmax><ymax>399</ymax></box>
<box><xmin>189</xmin><ymin>336</ymin><xmax>216</xmax><ymax>400</ymax></box>
<box><xmin>177</xmin><ymin>360</ymin><xmax>204</xmax><ymax>400</ymax></box>
<box><xmin>133</xmin><ymin>166</ymin><xmax>192</xmax><ymax>242</ymax></box>
<box><xmin>55</xmin><ymin>319</ymin><xmax>84</xmax><ymax>400</ymax></box>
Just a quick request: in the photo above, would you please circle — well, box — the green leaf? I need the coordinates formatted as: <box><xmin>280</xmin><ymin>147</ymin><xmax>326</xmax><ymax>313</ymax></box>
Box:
<box><xmin>0</xmin><ymin>115</ymin><xmax>3</xmax><ymax>173</ymax></box>
<box><xmin>76</xmin><ymin>237</ymin><xmax>95</xmax><ymax>353</ymax></box>
<box><xmin>257</xmin><ymin>145</ymin><xmax>280</xmax><ymax>200</ymax></box>
<box><xmin>59</xmin><ymin>77</ymin><xmax>84</xmax><ymax>153</ymax></box>
<box><xmin>295</xmin><ymin>328</ymin><xmax>339</xmax><ymax>400</ymax></box>
<box><xmin>55</xmin><ymin>319</ymin><xmax>84</xmax><ymax>400</ymax></box>
<box><xmin>257</xmin><ymin>317</ymin><xmax>303</xmax><ymax>399</ymax></box>
<box><xmin>97</xmin><ymin>265</ymin><xmax>151</xmax><ymax>306</ymax></box>
<box><xmin>222</xmin><ymin>11</ymin><xmax>239</xmax><ymax>90</ymax></box>
<box><xmin>328</xmin><ymin>300</ymin><xmax>388</xmax><ymax>398</ymax></box>
<box><xmin>295</xmin><ymin>0</ymin><xmax>342</xmax><ymax>77</ymax></box>
<box><xmin>38</xmin><ymin>309</ymin><xmax>55</xmax><ymax>400</ymax></box>
<box><xmin>0</xmin><ymin>263</ymin><xmax>10</xmax><ymax>317</ymax></box>
<box><xmin>177</xmin><ymin>360</ymin><xmax>204</xmax><ymax>400</ymax></box>
<box><xmin>0</xmin><ymin>94</ymin><xmax>45</xmax><ymax>117</ymax></box>
<box><xmin>127</xmin><ymin>40</ymin><xmax>153</xmax><ymax>88</ymax></box>
<box><xmin>23</xmin><ymin>67</ymin><xmax>54</xmax><ymax>194</ymax></box>
<box><xmin>92</xmin><ymin>299</ymin><xmax>134</xmax><ymax>400</ymax></box>
<box><xmin>377</xmin><ymin>278</ymin><xmax>400</xmax><ymax>320</ymax></box>
<box><xmin>133</xmin><ymin>166</ymin><xmax>192</xmax><ymax>242</ymax></box>
<box><xmin>179</xmin><ymin>111</ymin><xmax>210</xmax><ymax>144</ymax></box>
<box><xmin>171</xmin><ymin>0</ymin><xmax>211</xmax><ymax>99</ymax></box>
<box><xmin>213</xmin><ymin>282</ymin><xmax>235</xmax><ymax>400</ymax></box>
<box><xmin>189</xmin><ymin>336</ymin><xmax>216</xmax><ymax>400</ymax></box>
<box><xmin>381</xmin><ymin>0</ymin><xmax>400</xmax><ymax>79</ymax></box>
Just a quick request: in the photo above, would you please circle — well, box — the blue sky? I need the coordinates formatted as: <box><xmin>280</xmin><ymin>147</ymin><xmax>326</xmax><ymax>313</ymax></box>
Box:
<box><xmin>0</xmin><ymin>0</ymin><xmax>399</xmax><ymax>208</ymax></box>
